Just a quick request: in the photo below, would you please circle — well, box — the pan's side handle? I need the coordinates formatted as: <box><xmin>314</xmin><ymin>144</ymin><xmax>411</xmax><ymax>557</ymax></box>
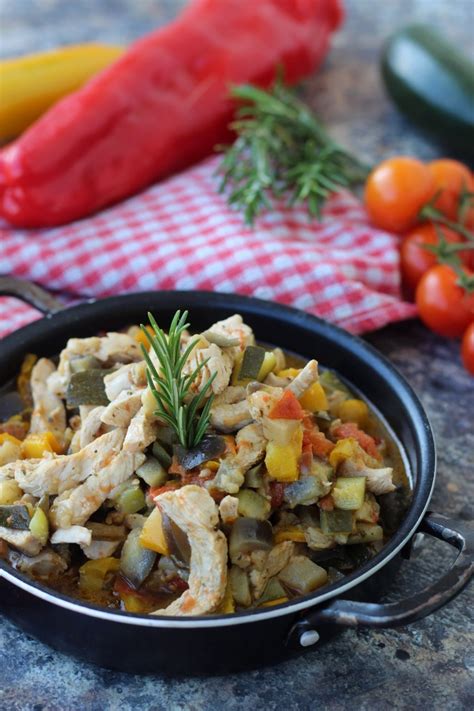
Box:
<box><xmin>0</xmin><ymin>276</ymin><xmax>64</xmax><ymax>314</ymax></box>
<box><xmin>287</xmin><ymin>513</ymin><xmax>473</xmax><ymax>649</ymax></box>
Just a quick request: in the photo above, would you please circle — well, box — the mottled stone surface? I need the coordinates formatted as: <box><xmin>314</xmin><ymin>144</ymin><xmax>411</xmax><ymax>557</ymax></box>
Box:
<box><xmin>0</xmin><ymin>1</ymin><xmax>473</xmax><ymax>709</ymax></box>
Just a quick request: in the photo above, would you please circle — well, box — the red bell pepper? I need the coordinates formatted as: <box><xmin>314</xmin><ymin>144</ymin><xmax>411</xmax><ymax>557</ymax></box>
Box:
<box><xmin>0</xmin><ymin>0</ymin><xmax>343</xmax><ymax>227</ymax></box>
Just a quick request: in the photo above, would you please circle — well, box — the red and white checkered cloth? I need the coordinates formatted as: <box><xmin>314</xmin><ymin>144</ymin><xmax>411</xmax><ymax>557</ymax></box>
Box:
<box><xmin>0</xmin><ymin>156</ymin><xmax>416</xmax><ymax>339</ymax></box>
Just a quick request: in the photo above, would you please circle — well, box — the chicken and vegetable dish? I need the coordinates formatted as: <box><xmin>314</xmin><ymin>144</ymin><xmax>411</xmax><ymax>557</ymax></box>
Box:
<box><xmin>0</xmin><ymin>311</ymin><xmax>408</xmax><ymax>616</ymax></box>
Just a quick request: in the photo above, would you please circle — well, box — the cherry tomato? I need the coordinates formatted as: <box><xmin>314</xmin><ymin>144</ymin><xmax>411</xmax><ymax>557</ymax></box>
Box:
<box><xmin>364</xmin><ymin>157</ymin><xmax>435</xmax><ymax>233</ymax></box>
<box><xmin>461</xmin><ymin>322</ymin><xmax>474</xmax><ymax>375</ymax></box>
<box><xmin>416</xmin><ymin>265</ymin><xmax>474</xmax><ymax>338</ymax></box>
<box><xmin>400</xmin><ymin>224</ymin><xmax>465</xmax><ymax>293</ymax></box>
<box><xmin>428</xmin><ymin>159</ymin><xmax>474</xmax><ymax>221</ymax></box>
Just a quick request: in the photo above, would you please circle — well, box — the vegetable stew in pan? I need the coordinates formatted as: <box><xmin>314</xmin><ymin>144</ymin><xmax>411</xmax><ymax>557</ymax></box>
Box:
<box><xmin>0</xmin><ymin>311</ymin><xmax>410</xmax><ymax>615</ymax></box>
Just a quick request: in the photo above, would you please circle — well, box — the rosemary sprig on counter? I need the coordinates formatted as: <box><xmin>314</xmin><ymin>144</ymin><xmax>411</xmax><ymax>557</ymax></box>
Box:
<box><xmin>217</xmin><ymin>78</ymin><xmax>370</xmax><ymax>225</ymax></box>
<box><xmin>141</xmin><ymin>310</ymin><xmax>216</xmax><ymax>450</ymax></box>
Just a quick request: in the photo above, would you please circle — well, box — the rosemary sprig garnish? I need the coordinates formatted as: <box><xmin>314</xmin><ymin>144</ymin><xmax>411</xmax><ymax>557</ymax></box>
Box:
<box><xmin>141</xmin><ymin>310</ymin><xmax>216</xmax><ymax>450</ymax></box>
<box><xmin>217</xmin><ymin>77</ymin><xmax>370</xmax><ymax>225</ymax></box>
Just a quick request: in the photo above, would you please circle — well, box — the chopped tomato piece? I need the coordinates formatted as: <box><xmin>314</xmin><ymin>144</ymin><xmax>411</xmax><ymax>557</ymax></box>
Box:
<box><xmin>309</xmin><ymin>430</ymin><xmax>335</xmax><ymax>458</ymax></box>
<box><xmin>333</xmin><ymin>422</ymin><xmax>381</xmax><ymax>461</ymax></box>
<box><xmin>168</xmin><ymin>456</ymin><xmax>186</xmax><ymax>476</ymax></box>
<box><xmin>269</xmin><ymin>481</ymin><xmax>286</xmax><ymax>509</ymax></box>
<box><xmin>318</xmin><ymin>494</ymin><xmax>334</xmax><ymax>511</ymax></box>
<box><xmin>149</xmin><ymin>483</ymin><xmax>180</xmax><ymax>499</ymax></box>
<box><xmin>268</xmin><ymin>390</ymin><xmax>305</xmax><ymax>420</ymax></box>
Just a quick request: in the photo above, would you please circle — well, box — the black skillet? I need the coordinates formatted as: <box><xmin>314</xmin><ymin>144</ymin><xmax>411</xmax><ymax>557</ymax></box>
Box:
<box><xmin>0</xmin><ymin>277</ymin><xmax>472</xmax><ymax>675</ymax></box>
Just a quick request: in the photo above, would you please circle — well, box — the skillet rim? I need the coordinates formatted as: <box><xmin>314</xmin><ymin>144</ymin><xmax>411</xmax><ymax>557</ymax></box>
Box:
<box><xmin>0</xmin><ymin>290</ymin><xmax>436</xmax><ymax>628</ymax></box>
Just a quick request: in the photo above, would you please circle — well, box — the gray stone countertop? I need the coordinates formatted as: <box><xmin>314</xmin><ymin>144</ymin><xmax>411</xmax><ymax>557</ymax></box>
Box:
<box><xmin>0</xmin><ymin>1</ymin><xmax>473</xmax><ymax>709</ymax></box>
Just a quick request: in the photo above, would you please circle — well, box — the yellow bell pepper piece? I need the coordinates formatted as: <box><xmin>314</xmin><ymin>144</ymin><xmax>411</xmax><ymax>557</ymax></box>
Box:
<box><xmin>134</xmin><ymin>325</ymin><xmax>154</xmax><ymax>350</ymax></box>
<box><xmin>79</xmin><ymin>557</ymin><xmax>120</xmax><ymax>593</ymax></box>
<box><xmin>139</xmin><ymin>507</ymin><xmax>169</xmax><ymax>555</ymax></box>
<box><xmin>121</xmin><ymin>593</ymin><xmax>149</xmax><ymax>613</ymax></box>
<box><xmin>336</xmin><ymin>399</ymin><xmax>369</xmax><ymax>427</ymax></box>
<box><xmin>328</xmin><ymin>437</ymin><xmax>360</xmax><ymax>469</ymax></box>
<box><xmin>299</xmin><ymin>382</ymin><xmax>328</xmax><ymax>412</ymax></box>
<box><xmin>204</xmin><ymin>460</ymin><xmax>220</xmax><ymax>472</ymax></box>
<box><xmin>20</xmin><ymin>432</ymin><xmax>62</xmax><ymax>458</ymax></box>
<box><xmin>265</xmin><ymin>426</ymin><xmax>303</xmax><ymax>482</ymax></box>
<box><xmin>274</xmin><ymin>526</ymin><xmax>306</xmax><ymax>543</ymax></box>
<box><xmin>0</xmin><ymin>43</ymin><xmax>124</xmax><ymax>141</ymax></box>
<box><xmin>0</xmin><ymin>433</ymin><xmax>22</xmax><ymax>446</ymax></box>
<box><xmin>261</xmin><ymin>596</ymin><xmax>289</xmax><ymax>607</ymax></box>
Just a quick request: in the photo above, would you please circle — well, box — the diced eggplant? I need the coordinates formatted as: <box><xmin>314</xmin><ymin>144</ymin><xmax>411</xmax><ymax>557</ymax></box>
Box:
<box><xmin>120</xmin><ymin>528</ymin><xmax>157</xmax><ymax>589</ymax></box>
<box><xmin>229</xmin><ymin>518</ymin><xmax>273</xmax><ymax>561</ymax></box>
<box><xmin>174</xmin><ymin>435</ymin><xmax>226</xmax><ymax>470</ymax></box>
<box><xmin>66</xmin><ymin>370</ymin><xmax>110</xmax><ymax>407</ymax></box>
<box><xmin>237</xmin><ymin>489</ymin><xmax>271</xmax><ymax>520</ymax></box>
<box><xmin>320</xmin><ymin>509</ymin><xmax>354</xmax><ymax>534</ymax></box>
<box><xmin>244</xmin><ymin>464</ymin><xmax>264</xmax><ymax>489</ymax></box>
<box><xmin>155</xmin><ymin>427</ymin><xmax>178</xmax><ymax>449</ymax></box>
<box><xmin>258</xmin><ymin>576</ymin><xmax>287</xmax><ymax>605</ymax></box>
<box><xmin>136</xmin><ymin>457</ymin><xmax>168</xmax><ymax>487</ymax></box>
<box><xmin>162</xmin><ymin>513</ymin><xmax>191</xmax><ymax>566</ymax></box>
<box><xmin>278</xmin><ymin>555</ymin><xmax>328</xmax><ymax>595</ymax></box>
<box><xmin>284</xmin><ymin>477</ymin><xmax>329</xmax><ymax>508</ymax></box>
<box><xmin>332</xmin><ymin>477</ymin><xmax>366</xmax><ymax>510</ymax></box>
<box><xmin>69</xmin><ymin>355</ymin><xmax>101</xmax><ymax>373</ymax></box>
<box><xmin>201</xmin><ymin>330</ymin><xmax>240</xmax><ymax>348</ymax></box>
<box><xmin>152</xmin><ymin>441</ymin><xmax>172</xmax><ymax>469</ymax></box>
<box><xmin>229</xmin><ymin>566</ymin><xmax>251</xmax><ymax>607</ymax></box>
<box><xmin>0</xmin><ymin>504</ymin><xmax>31</xmax><ymax>530</ymax></box>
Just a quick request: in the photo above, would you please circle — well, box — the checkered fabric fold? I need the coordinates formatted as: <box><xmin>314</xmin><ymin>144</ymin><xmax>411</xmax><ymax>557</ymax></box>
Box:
<box><xmin>0</xmin><ymin>156</ymin><xmax>416</xmax><ymax>339</ymax></box>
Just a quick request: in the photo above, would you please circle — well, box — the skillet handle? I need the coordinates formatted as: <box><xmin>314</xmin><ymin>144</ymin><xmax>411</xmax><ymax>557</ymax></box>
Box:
<box><xmin>287</xmin><ymin>512</ymin><xmax>473</xmax><ymax>648</ymax></box>
<box><xmin>0</xmin><ymin>276</ymin><xmax>63</xmax><ymax>314</ymax></box>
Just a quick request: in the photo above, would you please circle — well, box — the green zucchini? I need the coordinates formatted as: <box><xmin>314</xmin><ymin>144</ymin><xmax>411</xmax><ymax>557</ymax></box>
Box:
<box><xmin>320</xmin><ymin>509</ymin><xmax>353</xmax><ymax>534</ymax></box>
<box><xmin>239</xmin><ymin>346</ymin><xmax>266</xmax><ymax>381</ymax></box>
<box><xmin>136</xmin><ymin>457</ymin><xmax>168</xmax><ymax>487</ymax></box>
<box><xmin>237</xmin><ymin>489</ymin><xmax>271</xmax><ymax>520</ymax></box>
<box><xmin>66</xmin><ymin>369</ymin><xmax>110</xmax><ymax>407</ymax></box>
<box><xmin>381</xmin><ymin>25</ymin><xmax>474</xmax><ymax>153</ymax></box>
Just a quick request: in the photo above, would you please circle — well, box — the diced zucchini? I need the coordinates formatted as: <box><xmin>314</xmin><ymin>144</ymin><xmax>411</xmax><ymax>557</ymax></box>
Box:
<box><xmin>332</xmin><ymin>477</ymin><xmax>366</xmax><ymax>510</ymax></box>
<box><xmin>278</xmin><ymin>555</ymin><xmax>328</xmax><ymax>595</ymax></box>
<box><xmin>320</xmin><ymin>509</ymin><xmax>354</xmax><ymax>534</ymax></box>
<box><xmin>258</xmin><ymin>576</ymin><xmax>287</xmax><ymax>604</ymax></box>
<box><xmin>236</xmin><ymin>346</ymin><xmax>266</xmax><ymax>382</ymax></box>
<box><xmin>155</xmin><ymin>427</ymin><xmax>178</xmax><ymax>449</ymax></box>
<box><xmin>120</xmin><ymin>528</ymin><xmax>157</xmax><ymax>588</ymax></box>
<box><xmin>0</xmin><ymin>504</ymin><xmax>30</xmax><ymax>529</ymax></box>
<box><xmin>0</xmin><ymin>480</ymin><xmax>22</xmax><ymax>505</ymax></box>
<box><xmin>136</xmin><ymin>457</ymin><xmax>168</xmax><ymax>487</ymax></box>
<box><xmin>66</xmin><ymin>369</ymin><xmax>109</xmax><ymax>407</ymax></box>
<box><xmin>258</xmin><ymin>351</ymin><xmax>277</xmax><ymax>381</ymax></box>
<box><xmin>319</xmin><ymin>370</ymin><xmax>351</xmax><ymax>395</ymax></box>
<box><xmin>348</xmin><ymin>523</ymin><xmax>384</xmax><ymax>544</ymax></box>
<box><xmin>229</xmin><ymin>566</ymin><xmax>252</xmax><ymax>607</ymax></box>
<box><xmin>29</xmin><ymin>506</ymin><xmax>49</xmax><ymax>545</ymax></box>
<box><xmin>86</xmin><ymin>522</ymin><xmax>126</xmax><ymax>541</ymax></box>
<box><xmin>237</xmin><ymin>489</ymin><xmax>271</xmax><ymax>520</ymax></box>
<box><xmin>69</xmin><ymin>355</ymin><xmax>101</xmax><ymax>373</ymax></box>
<box><xmin>152</xmin><ymin>442</ymin><xmax>172</xmax><ymax>469</ymax></box>
<box><xmin>115</xmin><ymin>486</ymin><xmax>146</xmax><ymax>514</ymax></box>
<box><xmin>244</xmin><ymin>464</ymin><xmax>263</xmax><ymax>489</ymax></box>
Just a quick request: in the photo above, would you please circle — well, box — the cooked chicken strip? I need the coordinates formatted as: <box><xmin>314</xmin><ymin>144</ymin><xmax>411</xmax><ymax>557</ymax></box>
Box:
<box><xmin>29</xmin><ymin>358</ymin><xmax>66</xmax><ymax>437</ymax></box>
<box><xmin>214</xmin><ymin>423</ymin><xmax>266</xmax><ymax>494</ymax></box>
<box><xmin>50</xmin><ymin>450</ymin><xmax>145</xmax><ymax>528</ymax></box>
<box><xmin>249</xmin><ymin>541</ymin><xmax>295</xmax><ymax>599</ymax></box>
<box><xmin>50</xmin><ymin>526</ymin><xmax>92</xmax><ymax>546</ymax></box>
<box><xmin>152</xmin><ymin>486</ymin><xmax>227</xmax><ymax>617</ymax></box>
<box><xmin>101</xmin><ymin>388</ymin><xmax>145</xmax><ymax>428</ymax></box>
<box><xmin>210</xmin><ymin>387</ymin><xmax>253</xmax><ymax>432</ymax></box>
<box><xmin>48</xmin><ymin>333</ymin><xmax>143</xmax><ymax>397</ymax></box>
<box><xmin>219</xmin><ymin>495</ymin><xmax>239</xmax><ymax>525</ymax></box>
<box><xmin>0</xmin><ymin>527</ymin><xmax>43</xmax><ymax>556</ymax></box>
<box><xmin>80</xmin><ymin>539</ymin><xmax>121</xmax><ymax>560</ymax></box>
<box><xmin>203</xmin><ymin>314</ymin><xmax>255</xmax><ymax>360</ymax></box>
<box><xmin>286</xmin><ymin>360</ymin><xmax>319</xmax><ymax>399</ymax></box>
<box><xmin>182</xmin><ymin>342</ymin><xmax>234</xmax><ymax>397</ymax></box>
<box><xmin>339</xmin><ymin>459</ymin><xmax>396</xmax><ymax>495</ymax></box>
<box><xmin>123</xmin><ymin>406</ymin><xmax>159</xmax><ymax>453</ymax></box>
<box><xmin>247</xmin><ymin>386</ymin><xmax>283</xmax><ymax>421</ymax></box>
<box><xmin>104</xmin><ymin>361</ymin><xmax>147</xmax><ymax>401</ymax></box>
<box><xmin>7</xmin><ymin>429</ymin><xmax>125</xmax><ymax>497</ymax></box>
